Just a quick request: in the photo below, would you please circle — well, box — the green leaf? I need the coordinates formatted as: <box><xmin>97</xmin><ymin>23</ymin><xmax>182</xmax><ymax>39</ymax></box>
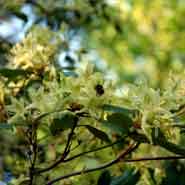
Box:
<box><xmin>85</xmin><ymin>125</ymin><xmax>110</xmax><ymax>142</ymax></box>
<box><xmin>0</xmin><ymin>68</ymin><xmax>29</xmax><ymax>80</ymax></box>
<box><xmin>129</xmin><ymin>131</ymin><xmax>149</xmax><ymax>143</ymax></box>
<box><xmin>102</xmin><ymin>104</ymin><xmax>135</xmax><ymax>115</ymax></box>
<box><xmin>111</xmin><ymin>169</ymin><xmax>140</xmax><ymax>185</ymax></box>
<box><xmin>50</xmin><ymin>112</ymin><xmax>78</xmax><ymax>135</ymax></box>
<box><xmin>98</xmin><ymin>170</ymin><xmax>111</xmax><ymax>185</ymax></box>
<box><xmin>103</xmin><ymin>113</ymin><xmax>133</xmax><ymax>135</ymax></box>
<box><xmin>162</xmin><ymin>162</ymin><xmax>185</xmax><ymax>185</ymax></box>
<box><xmin>152</xmin><ymin>128</ymin><xmax>185</xmax><ymax>155</ymax></box>
<box><xmin>12</xmin><ymin>11</ymin><xmax>28</xmax><ymax>22</ymax></box>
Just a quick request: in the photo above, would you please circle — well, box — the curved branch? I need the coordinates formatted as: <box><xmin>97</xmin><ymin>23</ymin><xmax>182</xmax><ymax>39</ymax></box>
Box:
<box><xmin>46</xmin><ymin>142</ymin><xmax>138</xmax><ymax>185</ymax></box>
<box><xmin>36</xmin><ymin>137</ymin><xmax>126</xmax><ymax>174</ymax></box>
<box><xmin>36</xmin><ymin>122</ymin><xmax>77</xmax><ymax>174</ymax></box>
<box><xmin>124</xmin><ymin>155</ymin><xmax>185</xmax><ymax>162</ymax></box>
<box><xmin>63</xmin><ymin>137</ymin><xmax>126</xmax><ymax>163</ymax></box>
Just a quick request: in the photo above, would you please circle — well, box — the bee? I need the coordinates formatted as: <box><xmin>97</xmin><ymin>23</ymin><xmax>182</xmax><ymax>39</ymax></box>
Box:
<box><xmin>68</xmin><ymin>102</ymin><xmax>83</xmax><ymax>112</ymax></box>
<box><xmin>95</xmin><ymin>84</ymin><xmax>104</xmax><ymax>96</ymax></box>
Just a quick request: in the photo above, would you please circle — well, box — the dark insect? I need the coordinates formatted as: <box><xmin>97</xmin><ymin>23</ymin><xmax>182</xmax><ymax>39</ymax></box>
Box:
<box><xmin>95</xmin><ymin>84</ymin><xmax>104</xmax><ymax>96</ymax></box>
<box><xmin>68</xmin><ymin>102</ymin><xmax>84</xmax><ymax>112</ymax></box>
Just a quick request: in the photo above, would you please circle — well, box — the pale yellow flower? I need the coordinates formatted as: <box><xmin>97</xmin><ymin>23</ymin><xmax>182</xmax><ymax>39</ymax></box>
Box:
<box><xmin>10</xmin><ymin>27</ymin><xmax>58</xmax><ymax>73</ymax></box>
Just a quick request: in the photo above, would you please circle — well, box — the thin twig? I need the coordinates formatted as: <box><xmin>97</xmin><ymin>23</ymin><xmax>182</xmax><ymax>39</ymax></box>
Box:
<box><xmin>36</xmin><ymin>137</ymin><xmax>125</xmax><ymax>174</ymax></box>
<box><xmin>36</xmin><ymin>123</ymin><xmax>77</xmax><ymax>174</ymax></box>
<box><xmin>46</xmin><ymin>145</ymin><xmax>185</xmax><ymax>185</ymax></box>
<box><xmin>29</xmin><ymin>123</ymin><xmax>38</xmax><ymax>185</ymax></box>
<box><xmin>46</xmin><ymin>142</ymin><xmax>138</xmax><ymax>185</ymax></box>
<box><xmin>124</xmin><ymin>155</ymin><xmax>185</xmax><ymax>162</ymax></box>
<box><xmin>64</xmin><ymin>137</ymin><xmax>126</xmax><ymax>163</ymax></box>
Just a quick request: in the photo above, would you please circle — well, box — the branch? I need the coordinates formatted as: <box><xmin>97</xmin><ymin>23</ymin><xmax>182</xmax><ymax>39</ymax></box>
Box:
<box><xmin>28</xmin><ymin>123</ymin><xmax>38</xmax><ymax>185</ymax></box>
<box><xmin>46</xmin><ymin>143</ymin><xmax>185</xmax><ymax>185</ymax></box>
<box><xmin>46</xmin><ymin>142</ymin><xmax>138</xmax><ymax>185</ymax></box>
<box><xmin>63</xmin><ymin>137</ymin><xmax>126</xmax><ymax>163</ymax></box>
<box><xmin>36</xmin><ymin>123</ymin><xmax>77</xmax><ymax>174</ymax></box>
<box><xmin>124</xmin><ymin>155</ymin><xmax>185</xmax><ymax>162</ymax></box>
<box><xmin>36</xmin><ymin>137</ymin><xmax>126</xmax><ymax>174</ymax></box>
<box><xmin>63</xmin><ymin>122</ymin><xmax>77</xmax><ymax>155</ymax></box>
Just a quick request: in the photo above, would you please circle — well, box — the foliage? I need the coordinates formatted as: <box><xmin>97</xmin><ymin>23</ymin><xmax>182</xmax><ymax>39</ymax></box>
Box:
<box><xmin>0</xmin><ymin>0</ymin><xmax>185</xmax><ymax>185</ymax></box>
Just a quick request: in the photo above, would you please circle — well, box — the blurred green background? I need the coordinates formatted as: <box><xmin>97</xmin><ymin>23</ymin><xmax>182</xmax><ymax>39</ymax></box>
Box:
<box><xmin>0</xmin><ymin>0</ymin><xmax>185</xmax><ymax>185</ymax></box>
<box><xmin>0</xmin><ymin>0</ymin><xmax>184</xmax><ymax>86</ymax></box>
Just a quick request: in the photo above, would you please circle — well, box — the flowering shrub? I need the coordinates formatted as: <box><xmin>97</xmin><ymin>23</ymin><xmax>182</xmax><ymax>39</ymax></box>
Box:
<box><xmin>0</xmin><ymin>1</ymin><xmax>185</xmax><ymax>185</ymax></box>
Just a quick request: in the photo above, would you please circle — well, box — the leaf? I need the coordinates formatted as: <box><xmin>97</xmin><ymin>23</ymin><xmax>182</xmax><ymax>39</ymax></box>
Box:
<box><xmin>98</xmin><ymin>170</ymin><xmax>111</xmax><ymax>185</ymax></box>
<box><xmin>85</xmin><ymin>125</ymin><xmax>110</xmax><ymax>142</ymax></box>
<box><xmin>0</xmin><ymin>123</ymin><xmax>13</xmax><ymax>130</ymax></box>
<box><xmin>0</xmin><ymin>68</ymin><xmax>29</xmax><ymax>80</ymax></box>
<box><xmin>111</xmin><ymin>169</ymin><xmax>140</xmax><ymax>185</ymax></box>
<box><xmin>129</xmin><ymin>131</ymin><xmax>149</xmax><ymax>143</ymax></box>
<box><xmin>12</xmin><ymin>11</ymin><xmax>28</xmax><ymax>22</ymax></box>
<box><xmin>103</xmin><ymin>113</ymin><xmax>133</xmax><ymax>135</ymax></box>
<box><xmin>152</xmin><ymin>128</ymin><xmax>185</xmax><ymax>155</ymax></box>
<box><xmin>162</xmin><ymin>161</ymin><xmax>185</xmax><ymax>185</ymax></box>
<box><xmin>102</xmin><ymin>104</ymin><xmax>135</xmax><ymax>115</ymax></box>
<box><xmin>50</xmin><ymin>112</ymin><xmax>78</xmax><ymax>135</ymax></box>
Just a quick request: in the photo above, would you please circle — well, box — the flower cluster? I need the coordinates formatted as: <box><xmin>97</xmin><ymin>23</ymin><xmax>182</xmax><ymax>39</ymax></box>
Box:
<box><xmin>9</xmin><ymin>27</ymin><xmax>59</xmax><ymax>74</ymax></box>
<box><xmin>121</xmin><ymin>76</ymin><xmax>185</xmax><ymax>142</ymax></box>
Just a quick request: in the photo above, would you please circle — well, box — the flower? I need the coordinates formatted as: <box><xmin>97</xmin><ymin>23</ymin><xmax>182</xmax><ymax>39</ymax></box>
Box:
<box><xmin>9</xmin><ymin>26</ymin><xmax>59</xmax><ymax>74</ymax></box>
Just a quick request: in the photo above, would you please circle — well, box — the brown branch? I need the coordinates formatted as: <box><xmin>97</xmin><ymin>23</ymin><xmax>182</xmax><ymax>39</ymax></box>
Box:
<box><xmin>63</xmin><ymin>137</ymin><xmax>126</xmax><ymax>163</ymax></box>
<box><xmin>28</xmin><ymin>123</ymin><xmax>38</xmax><ymax>185</ymax></box>
<box><xmin>36</xmin><ymin>122</ymin><xmax>77</xmax><ymax>174</ymax></box>
<box><xmin>124</xmin><ymin>155</ymin><xmax>185</xmax><ymax>162</ymax></box>
<box><xmin>36</xmin><ymin>137</ymin><xmax>126</xmax><ymax>174</ymax></box>
<box><xmin>46</xmin><ymin>144</ymin><xmax>185</xmax><ymax>185</ymax></box>
<box><xmin>63</xmin><ymin>122</ymin><xmax>77</xmax><ymax>155</ymax></box>
<box><xmin>46</xmin><ymin>142</ymin><xmax>138</xmax><ymax>185</ymax></box>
